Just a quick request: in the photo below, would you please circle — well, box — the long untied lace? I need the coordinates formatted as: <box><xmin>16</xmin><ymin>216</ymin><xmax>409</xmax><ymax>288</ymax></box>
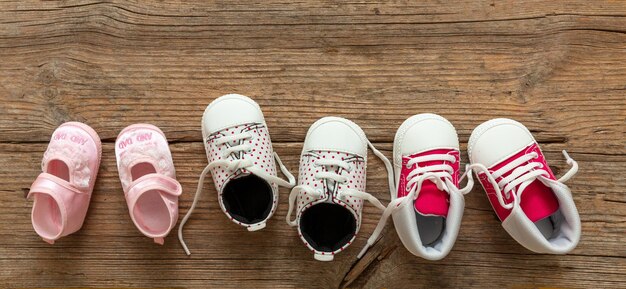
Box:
<box><xmin>467</xmin><ymin>150</ymin><xmax>578</xmax><ymax>210</ymax></box>
<box><xmin>178</xmin><ymin>131</ymin><xmax>296</xmax><ymax>255</ymax></box>
<box><xmin>285</xmin><ymin>141</ymin><xmax>395</xmax><ymax>246</ymax></box>
<box><xmin>357</xmin><ymin>153</ymin><xmax>475</xmax><ymax>259</ymax></box>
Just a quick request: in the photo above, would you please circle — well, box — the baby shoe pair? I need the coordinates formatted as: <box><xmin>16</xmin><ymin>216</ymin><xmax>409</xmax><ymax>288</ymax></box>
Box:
<box><xmin>177</xmin><ymin>95</ymin><xmax>394</xmax><ymax>260</ymax></box>
<box><xmin>361</xmin><ymin>114</ymin><xmax>580</xmax><ymax>260</ymax></box>
<box><xmin>27</xmin><ymin>123</ymin><xmax>181</xmax><ymax>244</ymax></box>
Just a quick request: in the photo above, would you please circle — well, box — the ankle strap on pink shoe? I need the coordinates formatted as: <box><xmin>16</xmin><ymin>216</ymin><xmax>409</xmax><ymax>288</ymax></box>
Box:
<box><xmin>125</xmin><ymin>173</ymin><xmax>182</xmax><ymax>244</ymax></box>
<box><xmin>28</xmin><ymin>173</ymin><xmax>85</xmax><ymax>244</ymax></box>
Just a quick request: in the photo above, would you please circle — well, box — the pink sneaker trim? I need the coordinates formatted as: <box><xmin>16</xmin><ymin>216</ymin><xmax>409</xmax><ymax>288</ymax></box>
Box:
<box><xmin>478</xmin><ymin>143</ymin><xmax>558</xmax><ymax>221</ymax></box>
<box><xmin>414</xmin><ymin>188</ymin><xmax>449</xmax><ymax>217</ymax></box>
<box><xmin>28</xmin><ymin>122</ymin><xmax>101</xmax><ymax>243</ymax></box>
<box><xmin>520</xmin><ymin>180</ymin><xmax>559</xmax><ymax>222</ymax></box>
<box><xmin>397</xmin><ymin>149</ymin><xmax>460</xmax><ymax>217</ymax></box>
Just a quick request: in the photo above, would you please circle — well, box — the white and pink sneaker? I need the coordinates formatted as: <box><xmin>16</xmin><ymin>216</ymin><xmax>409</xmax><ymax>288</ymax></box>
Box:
<box><xmin>358</xmin><ymin>114</ymin><xmax>473</xmax><ymax>260</ymax></box>
<box><xmin>286</xmin><ymin>117</ymin><xmax>393</xmax><ymax>261</ymax></box>
<box><xmin>28</xmin><ymin>122</ymin><xmax>102</xmax><ymax>244</ymax></box>
<box><xmin>178</xmin><ymin>94</ymin><xmax>296</xmax><ymax>255</ymax></box>
<box><xmin>468</xmin><ymin>118</ymin><xmax>580</xmax><ymax>254</ymax></box>
<box><xmin>116</xmin><ymin>124</ymin><xmax>182</xmax><ymax>244</ymax></box>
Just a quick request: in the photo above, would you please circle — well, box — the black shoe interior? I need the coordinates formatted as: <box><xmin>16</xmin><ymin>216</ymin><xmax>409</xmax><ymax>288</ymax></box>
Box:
<box><xmin>416</xmin><ymin>212</ymin><xmax>446</xmax><ymax>246</ymax></box>
<box><xmin>300</xmin><ymin>203</ymin><xmax>357</xmax><ymax>252</ymax></box>
<box><xmin>222</xmin><ymin>174</ymin><xmax>273</xmax><ymax>224</ymax></box>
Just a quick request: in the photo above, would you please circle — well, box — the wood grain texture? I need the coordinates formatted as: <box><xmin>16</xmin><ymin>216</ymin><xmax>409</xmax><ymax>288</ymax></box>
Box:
<box><xmin>0</xmin><ymin>1</ymin><xmax>624</xmax><ymax>288</ymax></box>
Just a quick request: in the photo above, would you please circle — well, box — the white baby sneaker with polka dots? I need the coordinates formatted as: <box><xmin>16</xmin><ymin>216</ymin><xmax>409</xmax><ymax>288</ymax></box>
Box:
<box><xmin>179</xmin><ymin>94</ymin><xmax>295</xmax><ymax>255</ymax></box>
<box><xmin>286</xmin><ymin>117</ymin><xmax>394</xmax><ymax>261</ymax></box>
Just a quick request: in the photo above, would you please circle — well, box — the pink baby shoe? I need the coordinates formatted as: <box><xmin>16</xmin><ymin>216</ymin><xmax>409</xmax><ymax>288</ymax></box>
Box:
<box><xmin>116</xmin><ymin>124</ymin><xmax>182</xmax><ymax>244</ymax></box>
<box><xmin>468</xmin><ymin>118</ymin><xmax>580</xmax><ymax>254</ymax></box>
<box><xmin>28</xmin><ymin>122</ymin><xmax>102</xmax><ymax>244</ymax></box>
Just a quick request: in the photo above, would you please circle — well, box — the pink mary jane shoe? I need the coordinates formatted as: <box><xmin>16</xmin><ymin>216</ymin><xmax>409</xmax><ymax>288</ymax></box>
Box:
<box><xmin>28</xmin><ymin>122</ymin><xmax>102</xmax><ymax>244</ymax></box>
<box><xmin>115</xmin><ymin>124</ymin><xmax>182</xmax><ymax>244</ymax></box>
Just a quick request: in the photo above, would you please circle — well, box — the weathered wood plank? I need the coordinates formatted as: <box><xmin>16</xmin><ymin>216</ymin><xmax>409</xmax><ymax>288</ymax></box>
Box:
<box><xmin>0</xmin><ymin>0</ymin><xmax>625</xmax><ymax>288</ymax></box>
<box><xmin>0</xmin><ymin>2</ymin><xmax>625</xmax><ymax>152</ymax></box>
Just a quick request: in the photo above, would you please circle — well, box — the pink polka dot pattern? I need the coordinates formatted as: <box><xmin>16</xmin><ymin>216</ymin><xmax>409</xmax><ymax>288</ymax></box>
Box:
<box><xmin>294</xmin><ymin>149</ymin><xmax>367</xmax><ymax>255</ymax></box>
<box><xmin>204</xmin><ymin>123</ymin><xmax>279</xmax><ymax>227</ymax></box>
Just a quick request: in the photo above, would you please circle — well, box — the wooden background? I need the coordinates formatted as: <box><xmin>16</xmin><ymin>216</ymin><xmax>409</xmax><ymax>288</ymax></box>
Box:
<box><xmin>1</xmin><ymin>1</ymin><xmax>625</xmax><ymax>288</ymax></box>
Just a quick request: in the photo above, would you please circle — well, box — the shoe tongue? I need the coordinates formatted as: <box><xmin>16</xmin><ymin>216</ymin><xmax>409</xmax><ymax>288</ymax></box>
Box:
<box><xmin>518</xmin><ymin>179</ymin><xmax>559</xmax><ymax>222</ymax></box>
<box><xmin>414</xmin><ymin>180</ymin><xmax>449</xmax><ymax>217</ymax></box>
<box><xmin>232</xmin><ymin>170</ymin><xmax>251</xmax><ymax>179</ymax></box>
<box><xmin>225</xmin><ymin>170</ymin><xmax>251</xmax><ymax>188</ymax></box>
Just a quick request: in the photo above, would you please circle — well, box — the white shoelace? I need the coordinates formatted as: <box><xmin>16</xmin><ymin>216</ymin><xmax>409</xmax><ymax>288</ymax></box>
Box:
<box><xmin>285</xmin><ymin>141</ymin><xmax>395</xmax><ymax>245</ymax></box>
<box><xmin>467</xmin><ymin>150</ymin><xmax>578</xmax><ymax>210</ymax></box>
<box><xmin>178</xmin><ymin>131</ymin><xmax>296</xmax><ymax>255</ymax></box>
<box><xmin>357</xmin><ymin>153</ymin><xmax>474</xmax><ymax>258</ymax></box>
